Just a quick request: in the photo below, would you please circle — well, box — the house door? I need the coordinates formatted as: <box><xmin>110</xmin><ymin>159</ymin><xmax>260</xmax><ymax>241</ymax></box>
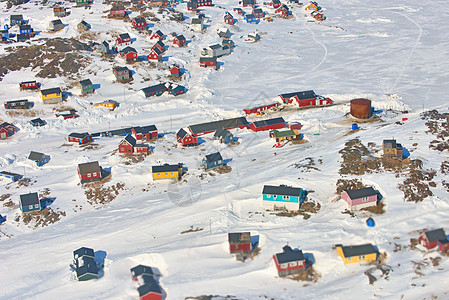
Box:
<box><xmin>0</xmin><ymin>132</ymin><xmax>6</xmax><ymax>139</ymax></box>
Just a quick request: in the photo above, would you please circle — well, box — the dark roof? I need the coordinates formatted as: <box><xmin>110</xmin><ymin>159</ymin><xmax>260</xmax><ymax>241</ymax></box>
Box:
<box><xmin>189</xmin><ymin>117</ymin><xmax>249</xmax><ymax>135</ymax></box>
<box><xmin>11</xmin><ymin>14</ymin><xmax>23</xmax><ymax>21</ymax></box>
<box><xmin>78</xmin><ymin>161</ymin><xmax>101</xmax><ymax>174</ymax></box>
<box><xmin>344</xmin><ymin>187</ymin><xmax>377</xmax><ymax>200</ymax></box>
<box><xmin>19</xmin><ymin>192</ymin><xmax>39</xmax><ymax>206</ymax></box>
<box><xmin>177</xmin><ymin>128</ymin><xmax>188</xmax><ymax>138</ymax></box>
<box><xmin>253</xmin><ymin>8</ymin><xmax>263</xmax><ymax>13</ymax></box>
<box><xmin>51</xmin><ymin>19</ymin><xmax>63</xmax><ymax>25</ymax></box>
<box><xmin>151</xmin><ymin>47</ymin><xmax>163</xmax><ymax>55</ymax></box>
<box><xmin>111</xmin><ymin>5</ymin><xmax>125</xmax><ymax>10</ymax></box>
<box><xmin>280</xmin><ymin>90</ymin><xmax>316</xmax><ymax>100</ymax></box>
<box><xmin>6</xmin><ymin>99</ymin><xmax>30</xmax><ymax>105</ymax></box>
<box><xmin>137</xmin><ymin>276</ymin><xmax>162</xmax><ymax>297</ymax></box>
<box><xmin>20</xmin><ymin>25</ymin><xmax>32</xmax><ymax>30</ymax></box>
<box><xmin>133</xmin><ymin>17</ymin><xmax>146</xmax><ymax>23</ymax></box>
<box><xmin>76</xmin><ymin>256</ymin><xmax>98</xmax><ymax>278</ymax></box>
<box><xmin>242</xmin><ymin>0</ymin><xmax>255</xmax><ymax>4</ymax></box>
<box><xmin>28</xmin><ymin>151</ymin><xmax>45</xmax><ymax>161</ymax></box>
<box><xmin>383</xmin><ymin>139</ymin><xmax>402</xmax><ymax>149</ymax></box>
<box><xmin>176</xmin><ymin>34</ymin><xmax>186</xmax><ymax>41</ymax></box>
<box><xmin>122</xmin><ymin>134</ymin><xmax>136</xmax><ymax>146</ymax></box>
<box><xmin>245</xmin><ymin>13</ymin><xmax>256</xmax><ymax>19</ymax></box>
<box><xmin>252</xmin><ymin>117</ymin><xmax>285</xmax><ymax>128</ymax></box>
<box><xmin>214</xmin><ymin>128</ymin><xmax>231</xmax><ymax>138</ymax></box>
<box><xmin>192</xmin><ymin>18</ymin><xmax>202</xmax><ymax>24</ymax></box>
<box><xmin>79</xmin><ymin>20</ymin><xmax>90</xmax><ymax>27</ymax></box>
<box><xmin>73</xmin><ymin>247</ymin><xmax>95</xmax><ymax>259</ymax></box>
<box><xmin>200</xmin><ymin>56</ymin><xmax>217</xmax><ymax>63</ymax></box>
<box><xmin>16</xmin><ymin>33</ymin><xmax>30</xmax><ymax>40</ymax></box>
<box><xmin>40</xmin><ymin>87</ymin><xmax>61</xmax><ymax>95</ymax></box>
<box><xmin>209</xmin><ymin>44</ymin><xmax>222</xmax><ymax>50</ymax></box>
<box><xmin>130</xmin><ymin>265</ymin><xmax>155</xmax><ymax>278</ymax></box>
<box><xmin>133</xmin><ymin>125</ymin><xmax>157</xmax><ymax>133</ymax></box>
<box><xmin>152</xmin><ymin>163</ymin><xmax>181</xmax><ymax>173</ymax></box>
<box><xmin>119</xmin><ymin>33</ymin><xmax>130</xmax><ymax>39</ymax></box>
<box><xmin>20</xmin><ymin>80</ymin><xmax>36</xmax><ymax>85</ymax></box>
<box><xmin>142</xmin><ymin>83</ymin><xmax>168</xmax><ymax>96</ymax></box>
<box><xmin>113</xmin><ymin>66</ymin><xmax>129</xmax><ymax>73</ymax></box>
<box><xmin>0</xmin><ymin>171</ymin><xmax>22</xmax><ymax>177</ymax></box>
<box><xmin>205</xmin><ymin>152</ymin><xmax>223</xmax><ymax>163</ymax></box>
<box><xmin>154</xmin><ymin>40</ymin><xmax>165</xmax><ymax>48</ymax></box>
<box><xmin>30</xmin><ymin>118</ymin><xmax>45</xmax><ymax>126</ymax></box>
<box><xmin>339</xmin><ymin>244</ymin><xmax>377</xmax><ymax>258</ymax></box>
<box><xmin>424</xmin><ymin>228</ymin><xmax>447</xmax><ymax>243</ymax></box>
<box><xmin>155</xmin><ymin>30</ymin><xmax>163</xmax><ymax>36</ymax></box>
<box><xmin>262</xmin><ymin>185</ymin><xmax>303</xmax><ymax>197</ymax></box>
<box><xmin>69</xmin><ymin>132</ymin><xmax>91</xmax><ymax>139</ymax></box>
<box><xmin>102</xmin><ymin>40</ymin><xmax>109</xmax><ymax>47</ymax></box>
<box><xmin>275</xmin><ymin>246</ymin><xmax>304</xmax><ymax>264</ymax></box>
<box><xmin>121</xmin><ymin>46</ymin><xmax>137</xmax><ymax>54</ymax></box>
<box><xmin>228</xmin><ymin>232</ymin><xmax>250</xmax><ymax>243</ymax></box>
<box><xmin>79</xmin><ymin>79</ymin><xmax>92</xmax><ymax>86</ymax></box>
<box><xmin>272</xmin><ymin>0</ymin><xmax>280</xmax><ymax>3</ymax></box>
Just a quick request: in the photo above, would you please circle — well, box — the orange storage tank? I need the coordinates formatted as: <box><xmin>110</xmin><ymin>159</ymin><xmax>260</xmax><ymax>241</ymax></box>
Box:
<box><xmin>350</xmin><ymin>98</ymin><xmax>372</xmax><ymax>119</ymax></box>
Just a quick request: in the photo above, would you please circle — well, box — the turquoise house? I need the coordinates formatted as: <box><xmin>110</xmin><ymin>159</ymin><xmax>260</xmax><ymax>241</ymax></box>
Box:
<box><xmin>262</xmin><ymin>184</ymin><xmax>306</xmax><ymax>211</ymax></box>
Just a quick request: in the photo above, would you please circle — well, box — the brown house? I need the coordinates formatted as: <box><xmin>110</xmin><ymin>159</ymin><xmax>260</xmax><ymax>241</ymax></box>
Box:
<box><xmin>382</xmin><ymin>139</ymin><xmax>403</xmax><ymax>159</ymax></box>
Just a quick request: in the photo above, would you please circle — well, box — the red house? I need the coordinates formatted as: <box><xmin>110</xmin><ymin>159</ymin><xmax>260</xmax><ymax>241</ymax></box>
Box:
<box><xmin>176</xmin><ymin>128</ymin><xmax>197</xmax><ymax>146</ymax></box>
<box><xmin>233</xmin><ymin>7</ymin><xmax>244</xmax><ymax>15</ymax></box>
<box><xmin>152</xmin><ymin>41</ymin><xmax>165</xmax><ymax>53</ymax></box>
<box><xmin>119</xmin><ymin>134</ymin><xmax>150</xmax><ymax>154</ymax></box>
<box><xmin>132</xmin><ymin>17</ymin><xmax>147</xmax><ymax>30</ymax></box>
<box><xmin>150</xmin><ymin>30</ymin><xmax>164</xmax><ymax>41</ymax></box>
<box><xmin>270</xmin><ymin>0</ymin><xmax>281</xmax><ymax>8</ymax></box>
<box><xmin>170</xmin><ymin>64</ymin><xmax>181</xmax><ymax>77</ymax></box>
<box><xmin>0</xmin><ymin>122</ymin><xmax>15</xmax><ymax>139</ymax></box>
<box><xmin>110</xmin><ymin>5</ymin><xmax>126</xmax><ymax>17</ymax></box>
<box><xmin>275</xmin><ymin>4</ymin><xmax>289</xmax><ymax>17</ymax></box>
<box><xmin>120</xmin><ymin>46</ymin><xmax>138</xmax><ymax>61</ymax></box>
<box><xmin>278</xmin><ymin>90</ymin><xmax>332</xmax><ymax>107</ymax></box>
<box><xmin>252</xmin><ymin>8</ymin><xmax>264</xmax><ymax>18</ymax></box>
<box><xmin>116</xmin><ymin>33</ymin><xmax>131</xmax><ymax>46</ymax></box>
<box><xmin>288</xmin><ymin>122</ymin><xmax>302</xmax><ymax>130</ymax></box>
<box><xmin>77</xmin><ymin>161</ymin><xmax>102</xmax><ymax>184</ymax></box>
<box><xmin>131</xmin><ymin>265</ymin><xmax>156</xmax><ymax>282</ymax></box>
<box><xmin>147</xmin><ymin>47</ymin><xmax>162</xmax><ymax>62</ymax></box>
<box><xmin>243</xmin><ymin>102</ymin><xmax>279</xmax><ymax>115</ymax></box>
<box><xmin>131</xmin><ymin>125</ymin><xmax>158</xmax><ymax>141</ymax></box>
<box><xmin>250</xmin><ymin>117</ymin><xmax>286</xmax><ymax>132</ymax></box>
<box><xmin>68</xmin><ymin>132</ymin><xmax>93</xmax><ymax>144</ymax></box>
<box><xmin>241</xmin><ymin>0</ymin><xmax>255</xmax><ymax>7</ymax></box>
<box><xmin>197</xmin><ymin>0</ymin><xmax>212</xmax><ymax>7</ymax></box>
<box><xmin>228</xmin><ymin>232</ymin><xmax>251</xmax><ymax>254</ymax></box>
<box><xmin>199</xmin><ymin>57</ymin><xmax>217</xmax><ymax>69</ymax></box>
<box><xmin>137</xmin><ymin>276</ymin><xmax>162</xmax><ymax>300</ymax></box>
<box><xmin>419</xmin><ymin>228</ymin><xmax>449</xmax><ymax>252</ymax></box>
<box><xmin>273</xmin><ymin>245</ymin><xmax>306</xmax><ymax>277</ymax></box>
<box><xmin>187</xmin><ymin>0</ymin><xmax>198</xmax><ymax>11</ymax></box>
<box><xmin>224</xmin><ymin>12</ymin><xmax>235</xmax><ymax>25</ymax></box>
<box><xmin>19</xmin><ymin>80</ymin><xmax>38</xmax><ymax>90</ymax></box>
<box><xmin>56</xmin><ymin>109</ymin><xmax>79</xmax><ymax>120</ymax></box>
<box><xmin>173</xmin><ymin>34</ymin><xmax>186</xmax><ymax>47</ymax></box>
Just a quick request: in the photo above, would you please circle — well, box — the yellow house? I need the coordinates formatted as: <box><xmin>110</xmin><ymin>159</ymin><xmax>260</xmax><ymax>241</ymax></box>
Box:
<box><xmin>95</xmin><ymin>100</ymin><xmax>118</xmax><ymax>110</ymax></box>
<box><xmin>40</xmin><ymin>87</ymin><xmax>63</xmax><ymax>104</ymax></box>
<box><xmin>336</xmin><ymin>244</ymin><xmax>378</xmax><ymax>264</ymax></box>
<box><xmin>152</xmin><ymin>163</ymin><xmax>183</xmax><ymax>180</ymax></box>
<box><xmin>305</xmin><ymin>2</ymin><xmax>318</xmax><ymax>11</ymax></box>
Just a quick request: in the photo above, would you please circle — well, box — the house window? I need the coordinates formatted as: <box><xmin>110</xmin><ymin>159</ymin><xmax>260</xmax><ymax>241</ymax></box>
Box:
<box><xmin>362</xmin><ymin>197</ymin><xmax>369</xmax><ymax>202</ymax></box>
<box><xmin>35</xmin><ymin>204</ymin><xmax>39</xmax><ymax>208</ymax></box>
<box><xmin>283</xmin><ymin>195</ymin><xmax>290</xmax><ymax>200</ymax></box>
<box><xmin>87</xmin><ymin>173</ymin><xmax>91</xmax><ymax>178</ymax></box>
<box><xmin>280</xmin><ymin>263</ymin><xmax>287</xmax><ymax>269</ymax></box>
<box><xmin>272</xmin><ymin>195</ymin><xmax>277</xmax><ymax>200</ymax></box>
<box><xmin>29</xmin><ymin>205</ymin><xmax>33</xmax><ymax>209</ymax></box>
<box><xmin>171</xmin><ymin>172</ymin><xmax>174</xmax><ymax>175</ymax></box>
<box><xmin>121</xmin><ymin>148</ymin><xmax>124</xmax><ymax>151</ymax></box>
<box><xmin>289</xmin><ymin>262</ymin><xmax>297</xmax><ymax>267</ymax></box>
<box><xmin>359</xmin><ymin>255</ymin><xmax>365</xmax><ymax>260</ymax></box>
<box><xmin>347</xmin><ymin>257</ymin><xmax>351</xmax><ymax>261</ymax></box>
<box><xmin>165</xmin><ymin>172</ymin><xmax>168</xmax><ymax>176</ymax></box>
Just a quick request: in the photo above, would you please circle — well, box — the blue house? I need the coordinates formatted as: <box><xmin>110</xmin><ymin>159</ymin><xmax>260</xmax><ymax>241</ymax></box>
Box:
<box><xmin>19</xmin><ymin>24</ymin><xmax>33</xmax><ymax>34</ymax></box>
<box><xmin>244</xmin><ymin>14</ymin><xmax>259</xmax><ymax>24</ymax></box>
<box><xmin>0</xmin><ymin>171</ymin><xmax>22</xmax><ymax>182</ymax></box>
<box><xmin>214</xmin><ymin>128</ymin><xmax>234</xmax><ymax>144</ymax></box>
<box><xmin>169</xmin><ymin>84</ymin><xmax>186</xmax><ymax>96</ymax></box>
<box><xmin>202</xmin><ymin>152</ymin><xmax>224</xmax><ymax>170</ymax></box>
<box><xmin>19</xmin><ymin>192</ymin><xmax>40</xmax><ymax>213</ymax></box>
<box><xmin>0</xmin><ymin>214</ymin><xmax>6</xmax><ymax>224</ymax></box>
<box><xmin>262</xmin><ymin>184</ymin><xmax>307</xmax><ymax>211</ymax></box>
<box><xmin>30</xmin><ymin>118</ymin><xmax>46</xmax><ymax>127</ymax></box>
<box><xmin>73</xmin><ymin>247</ymin><xmax>98</xmax><ymax>281</ymax></box>
<box><xmin>10</xmin><ymin>15</ymin><xmax>24</xmax><ymax>26</ymax></box>
<box><xmin>28</xmin><ymin>151</ymin><xmax>50</xmax><ymax>166</ymax></box>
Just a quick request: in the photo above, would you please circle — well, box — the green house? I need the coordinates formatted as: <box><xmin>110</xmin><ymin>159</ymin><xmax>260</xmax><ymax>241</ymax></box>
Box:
<box><xmin>79</xmin><ymin>79</ymin><xmax>94</xmax><ymax>95</ymax></box>
<box><xmin>76</xmin><ymin>0</ymin><xmax>92</xmax><ymax>6</ymax></box>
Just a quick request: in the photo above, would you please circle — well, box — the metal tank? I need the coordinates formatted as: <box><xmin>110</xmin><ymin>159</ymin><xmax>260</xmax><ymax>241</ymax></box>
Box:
<box><xmin>350</xmin><ymin>98</ymin><xmax>372</xmax><ymax>119</ymax></box>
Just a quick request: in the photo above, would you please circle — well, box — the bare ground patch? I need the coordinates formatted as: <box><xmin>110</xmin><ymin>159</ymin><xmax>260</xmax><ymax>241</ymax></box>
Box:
<box><xmin>84</xmin><ymin>182</ymin><xmax>125</xmax><ymax>207</ymax></box>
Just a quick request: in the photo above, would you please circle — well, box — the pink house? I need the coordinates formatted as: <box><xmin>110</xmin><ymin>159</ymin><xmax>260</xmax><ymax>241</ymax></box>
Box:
<box><xmin>341</xmin><ymin>187</ymin><xmax>378</xmax><ymax>210</ymax></box>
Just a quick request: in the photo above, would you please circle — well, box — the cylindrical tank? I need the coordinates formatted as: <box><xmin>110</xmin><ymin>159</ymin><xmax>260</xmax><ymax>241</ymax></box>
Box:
<box><xmin>350</xmin><ymin>98</ymin><xmax>372</xmax><ymax>119</ymax></box>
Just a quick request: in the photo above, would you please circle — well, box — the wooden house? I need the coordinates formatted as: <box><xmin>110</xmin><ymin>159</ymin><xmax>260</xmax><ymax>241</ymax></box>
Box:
<box><xmin>113</xmin><ymin>66</ymin><xmax>131</xmax><ymax>81</ymax></box>
<box><xmin>170</xmin><ymin>64</ymin><xmax>181</xmax><ymax>77</ymax></box>
<box><xmin>273</xmin><ymin>245</ymin><xmax>306</xmax><ymax>277</ymax></box>
<box><xmin>131</xmin><ymin>265</ymin><xmax>156</xmax><ymax>281</ymax></box>
<box><xmin>275</xmin><ymin>4</ymin><xmax>289</xmax><ymax>17</ymax></box>
<box><xmin>147</xmin><ymin>47</ymin><xmax>163</xmax><ymax>62</ymax></box>
<box><xmin>30</xmin><ymin>118</ymin><xmax>46</xmax><ymax>127</ymax></box>
<box><xmin>217</xmin><ymin>28</ymin><xmax>231</xmax><ymax>39</ymax></box>
<box><xmin>201</xmin><ymin>44</ymin><xmax>230</xmax><ymax>57</ymax></box>
<box><xmin>152</xmin><ymin>41</ymin><xmax>166</xmax><ymax>53</ymax></box>
<box><xmin>214</xmin><ymin>128</ymin><xmax>233</xmax><ymax>144</ymax></box>
<box><xmin>53</xmin><ymin>7</ymin><xmax>68</xmax><ymax>17</ymax></box>
<box><xmin>119</xmin><ymin>134</ymin><xmax>149</xmax><ymax>154</ymax></box>
<box><xmin>244</xmin><ymin>14</ymin><xmax>259</xmax><ymax>24</ymax></box>
<box><xmin>241</xmin><ymin>0</ymin><xmax>255</xmax><ymax>7</ymax></box>
<box><xmin>49</xmin><ymin>19</ymin><xmax>64</xmax><ymax>32</ymax></box>
<box><xmin>188</xmin><ymin>117</ymin><xmax>249</xmax><ymax>136</ymax></box>
<box><xmin>278</xmin><ymin>90</ymin><xmax>332</xmax><ymax>107</ymax></box>
<box><xmin>341</xmin><ymin>187</ymin><xmax>378</xmax><ymax>210</ymax></box>
<box><xmin>262</xmin><ymin>184</ymin><xmax>306</xmax><ymax>211</ymax></box>
<box><xmin>79</xmin><ymin>79</ymin><xmax>94</xmax><ymax>95</ymax></box>
<box><xmin>250</xmin><ymin>117</ymin><xmax>286</xmax><ymax>132</ymax></box>
<box><xmin>0</xmin><ymin>171</ymin><xmax>22</xmax><ymax>182</ymax></box>
<box><xmin>228</xmin><ymin>232</ymin><xmax>251</xmax><ymax>254</ymax></box>
<box><xmin>270</xmin><ymin>129</ymin><xmax>302</xmax><ymax>143</ymax></box>
<box><xmin>19</xmin><ymin>80</ymin><xmax>38</xmax><ymax>90</ymax></box>
<box><xmin>187</xmin><ymin>0</ymin><xmax>198</xmax><ymax>11</ymax></box>
<box><xmin>76</xmin><ymin>0</ymin><xmax>92</xmax><ymax>6</ymax></box>
<box><xmin>116</xmin><ymin>33</ymin><xmax>131</xmax><ymax>46</ymax></box>
<box><xmin>110</xmin><ymin>5</ymin><xmax>126</xmax><ymax>17</ymax></box>
<box><xmin>233</xmin><ymin>7</ymin><xmax>244</xmax><ymax>15</ymax></box>
<box><xmin>10</xmin><ymin>14</ymin><xmax>24</xmax><ymax>26</ymax></box>
<box><xmin>176</xmin><ymin>128</ymin><xmax>197</xmax><ymax>146</ymax></box>
<box><xmin>95</xmin><ymin>100</ymin><xmax>118</xmax><ymax>110</ymax></box>
<box><xmin>197</xmin><ymin>0</ymin><xmax>212</xmax><ymax>7</ymax></box>
<box><xmin>167</xmin><ymin>84</ymin><xmax>186</xmax><ymax>96</ymax></box>
<box><xmin>77</xmin><ymin>20</ymin><xmax>91</xmax><ymax>32</ymax></box>
<box><xmin>419</xmin><ymin>229</ymin><xmax>449</xmax><ymax>252</ymax></box>
<box><xmin>0</xmin><ymin>122</ymin><xmax>15</xmax><ymax>139</ymax></box>
<box><xmin>56</xmin><ymin>109</ymin><xmax>79</xmax><ymax>120</ymax></box>
<box><xmin>312</xmin><ymin>11</ymin><xmax>325</xmax><ymax>21</ymax></box>
<box><xmin>4</xmin><ymin>99</ymin><xmax>32</xmax><ymax>109</ymax></box>
<box><xmin>137</xmin><ymin>276</ymin><xmax>162</xmax><ymax>300</ymax></box>
<box><xmin>77</xmin><ymin>161</ymin><xmax>102</xmax><ymax>184</ymax></box>
<box><xmin>222</xmin><ymin>39</ymin><xmax>235</xmax><ymax>49</ymax></box>
<box><xmin>132</xmin><ymin>17</ymin><xmax>147</xmax><ymax>30</ymax></box>
<box><xmin>40</xmin><ymin>87</ymin><xmax>62</xmax><ymax>104</ymax></box>
<box><xmin>382</xmin><ymin>139</ymin><xmax>403</xmax><ymax>159</ymax></box>
<box><xmin>243</xmin><ymin>102</ymin><xmax>279</xmax><ymax>115</ymax></box>
<box><xmin>141</xmin><ymin>83</ymin><xmax>168</xmax><ymax>98</ymax></box>
<box><xmin>28</xmin><ymin>151</ymin><xmax>50</xmax><ymax>167</ymax></box>
<box><xmin>19</xmin><ymin>192</ymin><xmax>40</xmax><ymax>214</ymax></box>
<box><xmin>120</xmin><ymin>46</ymin><xmax>138</xmax><ymax>62</ymax></box>
<box><xmin>305</xmin><ymin>1</ymin><xmax>318</xmax><ymax>11</ymax></box>
<box><xmin>224</xmin><ymin>12</ymin><xmax>235</xmax><ymax>25</ymax></box>
<box><xmin>68</xmin><ymin>132</ymin><xmax>93</xmax><ymax>145</ymax></box>
<box><xmin>150</xmin><ymin>30</ymin><xmax>164</xmax><ymax>41</ymax></box>
<box><xmin>270</xmin><ymin>0</ymin><xmax>281</xmax><ymax>8</ymax></box>
<box><xmin>73</xmin><ymin>247</ymin><xmax>98</xmax><ymax>281</ymax></box>
<box><xmin>16</xmin><ymin>33</ymin><xmax>30</xmax><ymax>42</ymax></box>
<box><xmin>19</xmin><ymin>25</ymin><xmax>33</xmax><ymax>34</ymax></box>
<box><xmin>131</xmin><ymin>125</ymin><xmax>158</xmax><ymax>141</ymax></box>
<box><xmin>152</xmin><ymin>163</ymin><xmax>183</xmax><ymax>180</ymax></box>
<box><xmin>0</xmin><ymin>29</ymin><xmax>9</xmax><ymax>40</ymax></box>
<box><xmin>335</xmin><ymin>244</ymin><xmax>378</xmax><ymax>264</ymax></box>
<box><xmin>252</xmin><ymin>8</ymin><xmax>264</xmax><ymax>18</ymax></box>
<box><xmin>200</xmin><ymin>57</ymin><xmax>217</xmax><ymax>69</ymax></box>
<box><xmin>191</xmin><ymin>18</ymin><xmax>204</xmax><ymax>32</ymax></box>
<box><xmin>202</xmin><ymin>152</ymin><xmax>223</xmax><ymax>170</ymax></box>
<box><xmin>173</xmin><ymin>34</ymin><xmax>186</xmax><ymax>47</ymax></box>
<box><xmin>98</xmin><ymin>41</ymin><xmax>110</xmax><ymax>54</ymax></box>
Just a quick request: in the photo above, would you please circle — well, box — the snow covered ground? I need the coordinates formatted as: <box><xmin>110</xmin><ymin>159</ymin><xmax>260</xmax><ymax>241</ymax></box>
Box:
<box><xmin>1</xmin><ymin>0</ymin><xmax>449</xmax><ymax>299</ymax></box>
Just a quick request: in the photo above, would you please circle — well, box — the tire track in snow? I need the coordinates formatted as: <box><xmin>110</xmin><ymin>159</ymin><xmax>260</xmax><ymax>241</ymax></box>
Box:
<box><xmin>301</xmin><ymin>17</ymin><xmax>328</xmax><ymax>72</ymax></box>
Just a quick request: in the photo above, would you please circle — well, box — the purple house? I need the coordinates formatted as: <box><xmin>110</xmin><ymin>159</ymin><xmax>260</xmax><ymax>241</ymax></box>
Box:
<box><xmin>341</xmin><ymin>187</ymin><xmax>377</xmax><ymax>210</ymax></box>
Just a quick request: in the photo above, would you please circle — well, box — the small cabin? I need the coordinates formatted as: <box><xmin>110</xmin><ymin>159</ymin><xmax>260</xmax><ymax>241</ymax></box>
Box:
<box><xmin>0</xmin><ymin>122</ymin><xmax>15</xmax><ymax>139</ymax></box>
<box><xmin>273</xmin><ymin>245</ymin><xmax>306</xmax><ymax>277</ymax></box>
<box><xmin>49</xmin><ymin>19</ymin><xmax>63</xmax><ymax>32</ymax></box>
<box><xmin>113</xmin><ymin>66</ymin><xmax>131</xmax><ymax>81</ymax></box>
<box><xmin>28</xmin><ymin>151</ymin><xmax>50</xmax><ymax>167</ymax></box>
<box><xmin>341</xmin><ymin>187</ymin><xmax>378</xmax><ymax>210</ymax></box>
<box><xmin>0</xmin><ymin>171</ymin><xmax>22</xmax><ymax>182</ymax></box>
<box><xmin>176</xmin><ymin>128</ymin><xmax>197</xmax><ymax>146</ymax></box>
<box><xmin>77</xmin><ymin>161</ymin><xmax>102</xmax><ymax>184</ymax></box>
<box><xmin>382</xmin><ymin>139</ymin><xmax>403</xmax><ymax>159</ymax></box>
<box><xmin>202</xmin><ymin>152</ymin><xmax>223</xmax><ymax>170</ymax></box>
<box><xmin>214</xmin><ymin>128</ymin><xmax>233</xmax><ymax>144</ymax></box>
<box><xmin>152</xmin><ymin>163</ymin><xmax>183</xmax><ymax>180</ymax></box>
<box><xmin>68</xmin><ymin>132</ymin><xmax>93</xmax><ymax>145</ymax></box>
<box><xmin>335</xmin><ymin>244</ymin><xmax>378</xmax><ymax>264</ymax></box>
<box><xmin>19</xmin><ymin>192</ymin><xmax>40</xmax><ymax>213</ymax></box>
<box><xmin>4</xmin><ymin>99</ymin><xmax>32</xmax><ymax>109</ymax></box>
<box><xmin>79</xmin><ymin>79</ymin><xmax>94</xmax><ymax>95</ymax></box>
<box><xmin>262</xmin><ymin>184</ymin><xmax>306</xmax><ymax>211</ymax></box>
<box><xmin>40</xmin><ymin>87</ymin><xmax>62</xmax><ymax>104</ymax></box>
<box><xmin>77</xmin><ymin>20</ymin><xmax>91</xmax><ymax>32</ymax></box>
<box><xmin>419</xmin><ymin>228</ymin><xmax>449</xmax><ymax>252</ymax></box>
